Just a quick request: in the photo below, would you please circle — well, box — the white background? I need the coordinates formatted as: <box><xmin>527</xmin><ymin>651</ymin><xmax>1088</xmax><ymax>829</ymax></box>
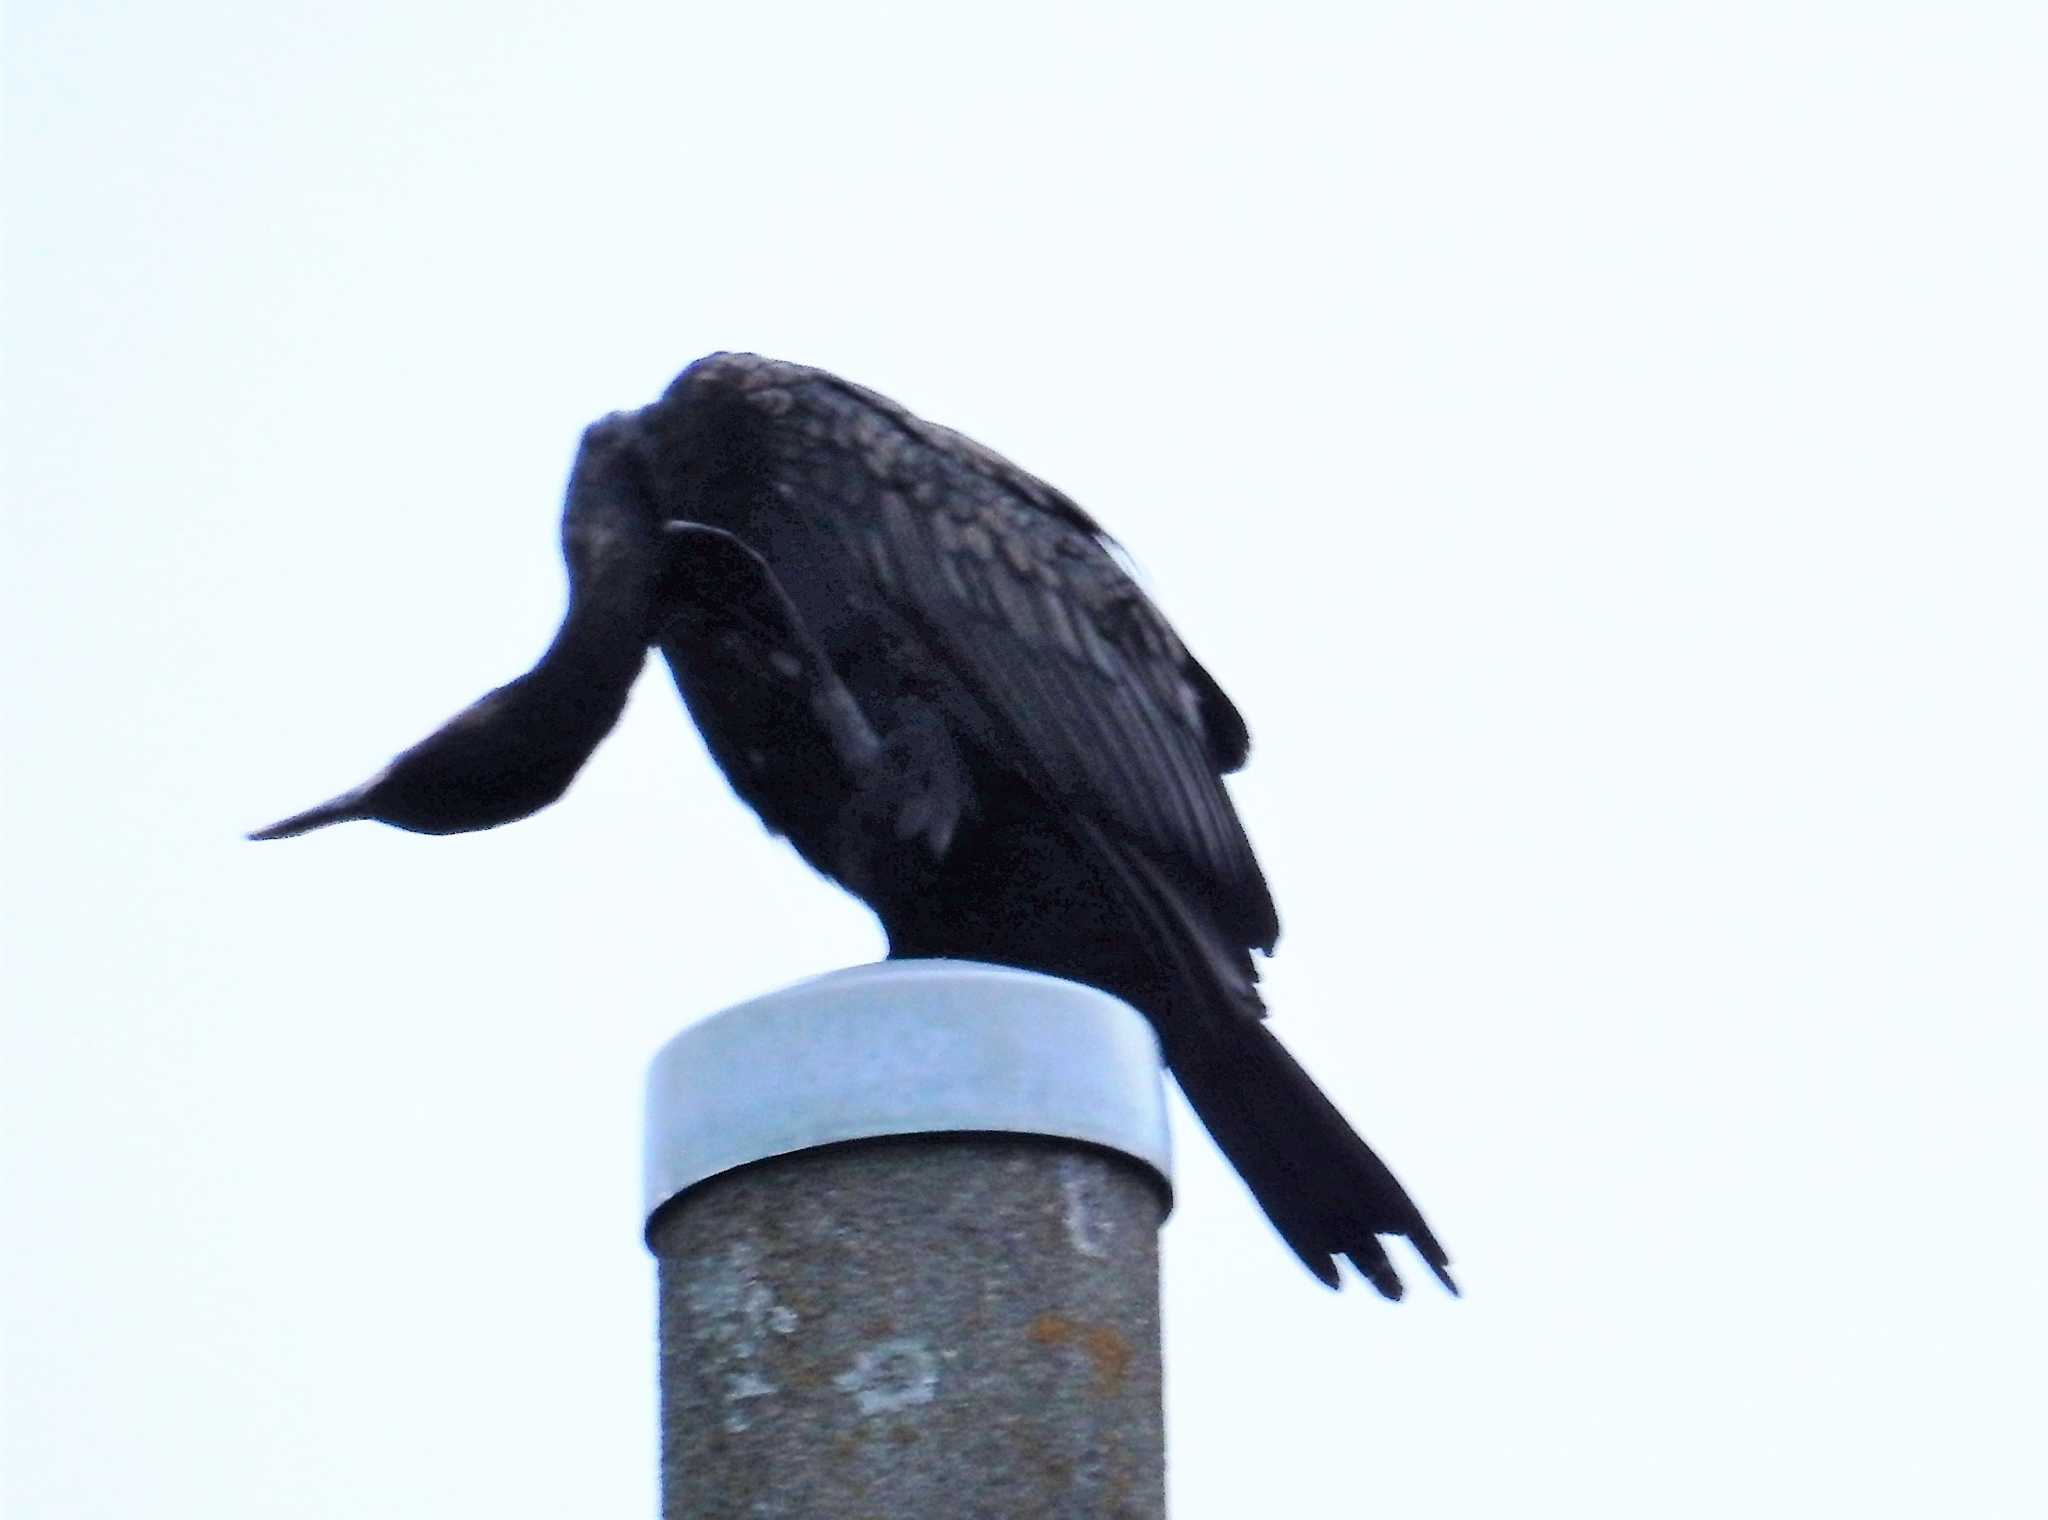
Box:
<box><xmin>6</xmin><ymin>5</ymin><xmax>2042</xmax><ymax>1515</ymax></box>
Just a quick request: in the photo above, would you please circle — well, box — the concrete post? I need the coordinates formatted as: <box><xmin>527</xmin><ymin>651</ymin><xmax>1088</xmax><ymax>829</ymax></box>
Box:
<box><xmin>643</xmin><ymin>960</ymin><xmax>1173</xmax><ymax>1520</ymax></box>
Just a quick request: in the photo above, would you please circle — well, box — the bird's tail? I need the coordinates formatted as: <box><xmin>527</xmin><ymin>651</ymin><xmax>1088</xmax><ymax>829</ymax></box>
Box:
<box><xmin>1162</xmin><ymin>1017</ymin><xmax>1455</xmax><ymax>1297</ymax></box>
<box><xmin>1073</xmin><ymin>820</ymin><xmax>1454</xmax><ymax>1297</ymax></box>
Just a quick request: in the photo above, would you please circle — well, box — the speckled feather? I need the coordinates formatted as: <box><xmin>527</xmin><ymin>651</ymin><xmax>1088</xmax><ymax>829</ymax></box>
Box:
<box><xmin>253</xmin><ymin>354</ymin><xmax>1452</xmax><ymax>1295</ymax></box>
<box><xmin>636</xmin><ymin>356</ymin><xmax>1450</xmax><ymax>1295</ymax></box>
<box><xmin>654</xmin><ymin>353</ymin><xmax>1276</xmax><ymax>956</ymax></box>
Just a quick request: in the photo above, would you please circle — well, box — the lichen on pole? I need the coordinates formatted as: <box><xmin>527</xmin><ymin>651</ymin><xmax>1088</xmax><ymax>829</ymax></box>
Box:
<box><xmin>643</xmin><ymin>961</ymin><xmax>1172</xmax><ymax>1519</ymax></box>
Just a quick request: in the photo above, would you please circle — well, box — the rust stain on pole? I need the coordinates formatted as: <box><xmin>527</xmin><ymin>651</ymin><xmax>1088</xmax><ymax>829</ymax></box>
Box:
<box><xmin>651</xmin><ymin>1138</ymin><xmax>1166</xmax><ymax>1518</ymax></box>
<box><xmin>643</xmin><ymin>963</ymin><xmax>1173</xmax><ymax>1519</ymax></box>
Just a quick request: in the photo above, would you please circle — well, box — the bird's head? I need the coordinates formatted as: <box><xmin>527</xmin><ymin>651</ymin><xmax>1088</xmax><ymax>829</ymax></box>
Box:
<box><xmin>247</xmin><ymin>676</ymin><xmax>585</xmax><ymax>840</ymax></box>
<box><xmin>251</xmin><ymin>411</ymin><xmax>662</xmax><ymax>844</ymax></box>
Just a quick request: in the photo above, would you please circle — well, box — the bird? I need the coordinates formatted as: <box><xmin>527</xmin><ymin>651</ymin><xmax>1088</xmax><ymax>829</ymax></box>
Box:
<box><xmin>252</xmin><ymin>352</ymin><xmax>1455</xmax><ymax>1297</ymax></box>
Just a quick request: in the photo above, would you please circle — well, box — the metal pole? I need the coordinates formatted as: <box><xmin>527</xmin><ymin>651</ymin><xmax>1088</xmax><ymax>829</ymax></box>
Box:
<box><xmin>643</xmin><ymin>960</ymin><xmax>1173</xmax><ymax>1520</ymax></box>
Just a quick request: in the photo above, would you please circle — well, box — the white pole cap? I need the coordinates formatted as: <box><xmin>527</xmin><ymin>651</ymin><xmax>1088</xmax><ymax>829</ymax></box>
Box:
<box><xmin>644</xmin><ymin>959</ymin><xmax>1174</xmax><ymax>1230</ymax></box>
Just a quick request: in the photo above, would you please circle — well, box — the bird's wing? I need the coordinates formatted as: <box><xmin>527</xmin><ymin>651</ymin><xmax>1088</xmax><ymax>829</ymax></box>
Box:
<box><xmin>652</xmin><ymin>354</ymin><xmax>1277</xmax><ymax>953</ymax></box>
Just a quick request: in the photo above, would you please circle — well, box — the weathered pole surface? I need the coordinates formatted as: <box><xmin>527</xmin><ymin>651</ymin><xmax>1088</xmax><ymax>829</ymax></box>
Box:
<box><xmin>644</xmin><ymin>960</ymin><xmax>1173</xmax><ymax>1520</ymax></box>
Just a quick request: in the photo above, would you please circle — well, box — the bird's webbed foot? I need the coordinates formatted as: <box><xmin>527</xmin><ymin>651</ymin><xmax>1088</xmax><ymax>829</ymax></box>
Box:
<box><xmin>866</xmin><ymin>707</ymin><xmax>973</xmax><ymax>855</ymax></box>
<box><xmin>827</xmin><ymin>706</ymin><xmax>974</xmax><ymax>893</ymax></box>
<box><xmin>655</xmin><ymin>524</ymin><xmax>886</xmax><ymax>776</ymax></box>
<box><xmin>652</xmin><ymin>521</ymin><xmax>971</xmax><ymax>889</ymax></box>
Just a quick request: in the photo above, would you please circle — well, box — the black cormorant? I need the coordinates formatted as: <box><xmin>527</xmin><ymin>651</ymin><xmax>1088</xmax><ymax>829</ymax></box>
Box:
<box><xmin>253</xmin><ymin>353</ymin><xmax>1455</xmax><ymax>1297</ymax></box>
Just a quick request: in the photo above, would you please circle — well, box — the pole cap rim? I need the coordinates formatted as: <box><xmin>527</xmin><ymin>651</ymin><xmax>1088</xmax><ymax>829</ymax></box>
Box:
<box><xmin>643</xmin><ymin>959</ymin><xmax>1173</xmax><ymax>1232</ymax></box>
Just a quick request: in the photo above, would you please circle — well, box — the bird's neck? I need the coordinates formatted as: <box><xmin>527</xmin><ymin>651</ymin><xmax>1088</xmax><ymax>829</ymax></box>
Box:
<box><xmin>524</xmin><ymin>582</ymin><xmax>651</xmax><ymax>741</ymax></box>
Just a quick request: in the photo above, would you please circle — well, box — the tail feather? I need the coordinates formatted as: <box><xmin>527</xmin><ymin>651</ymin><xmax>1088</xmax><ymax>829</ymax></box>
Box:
<box><xmin>1074</xmin><ymin>818</ymin><xmax>1454</xmax><ymax>1297</ymax></box>
<box><xmin>1166</xmin><ymin>1021</ymin><xmax>1455</xmax><ymax>1297</ymax></box>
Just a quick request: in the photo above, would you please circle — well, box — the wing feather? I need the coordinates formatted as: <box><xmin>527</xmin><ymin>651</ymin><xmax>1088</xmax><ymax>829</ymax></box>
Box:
<box><xmin>648</xmin><ymin>354</ymin><xmax>1279</xmax><ymax>953</ymax></box>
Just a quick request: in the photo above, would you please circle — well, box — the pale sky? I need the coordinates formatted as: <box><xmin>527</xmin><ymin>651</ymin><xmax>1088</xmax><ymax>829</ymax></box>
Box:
<box><xmin>6</xmin><ymin>5</ymin><xmax>2043</xmax><ymax>1517</ymax></box>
